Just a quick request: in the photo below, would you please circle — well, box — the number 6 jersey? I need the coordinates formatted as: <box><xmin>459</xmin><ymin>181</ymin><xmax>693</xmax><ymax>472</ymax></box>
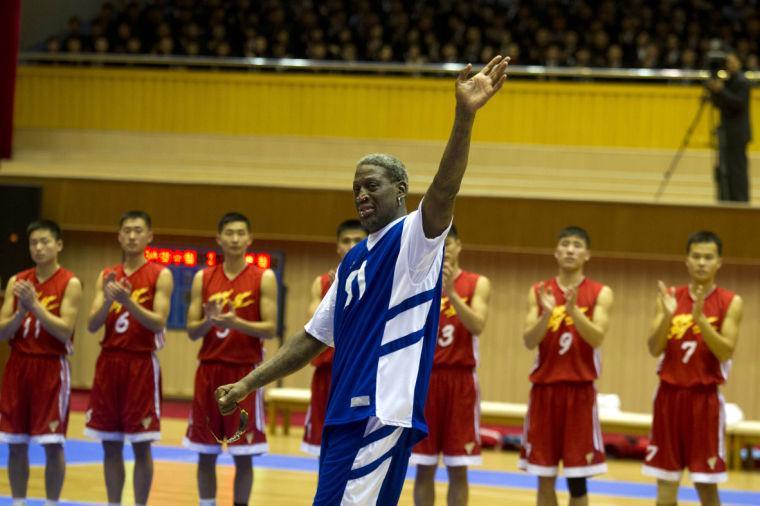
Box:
<box><xmin>529</xmin><ymin>277</ymin><xmax>604</xmax><ymax>384</ymax></box>
<box><xmin>101</xmin><ymin>262</ymin><xmax>167</xmax><ymax>352</ymax></box>
<box><xmin>657</xmin><ymin>285</ymin><xmax>735</xmax><ymax>387</ymax></box>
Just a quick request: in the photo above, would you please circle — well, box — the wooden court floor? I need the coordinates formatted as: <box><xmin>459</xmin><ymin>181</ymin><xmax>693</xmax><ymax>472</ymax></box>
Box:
<box><xmin>2</xmin><ymin>412</ymin><xmax>760</xmax><ymax>505</ymax></box>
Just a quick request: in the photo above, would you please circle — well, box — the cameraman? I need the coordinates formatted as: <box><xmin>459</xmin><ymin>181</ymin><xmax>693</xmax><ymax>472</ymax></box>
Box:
<box><xmin>706</xmin><ymin>52</ymin><xmax>752</xmax><ymax>202</ymax></box>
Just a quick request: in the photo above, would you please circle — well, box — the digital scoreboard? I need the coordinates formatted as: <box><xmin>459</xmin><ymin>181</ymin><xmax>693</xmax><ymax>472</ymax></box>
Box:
<box><xmin>144</xmin><ymin>246</ymin><xmax>286</xmax><ymax>334</ymax></box>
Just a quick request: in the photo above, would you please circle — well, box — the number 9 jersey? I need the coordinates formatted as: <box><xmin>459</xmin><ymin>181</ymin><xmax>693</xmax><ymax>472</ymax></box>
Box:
<box><xmin>657</xmin><ymin>285</ymin><xmax>736</xmax><ymax>386</ymax></box>
<box><xmin>529</xmin><ymin>277</ymin><xmax>604</xmax><ymax>384</ymax></box>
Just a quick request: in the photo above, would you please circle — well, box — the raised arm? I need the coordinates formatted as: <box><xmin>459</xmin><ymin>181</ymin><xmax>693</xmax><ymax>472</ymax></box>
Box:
<box><xmin>186</xmin><ymin>270</ymin><xmax>211</xmax><ymax>341</ymax></box>
<box><xmin>15</xmin><ymin>277</ymin><xmax>82</xmax><ymax>344</ymax></box>
<box><xmin>445</xmin><ymin>269</ymin><xmax>490</xmax><ymax>336</ymax></box>
<box><xmin>212</xmin><ymin>269</ymin><xmax>278</xmax><ymax>339</ymax></box>
<box><xmin>523</xmin><ymin>284</ymin><xmax>553</xmax><ymax>350</ymax></box>
<box><xmin>694</xmin><ymin>289</ymin><xmax>742</xmax><ymax>362</ymax></box>
<box><xmin>307</xmin><ymin>274</ymin><xmax>326</xmax><ymax>318</ymax></box>
<box><xmin>421</xmin><ymin>56</ymin><xmax>509</xmax><ymax>238</ymax></box>
<box><xmin>113</xmin><ymin>269</ymin><xmax>173</xmax><ymax>333</ymax></box>
<box><xmin>565</xmin><ymin>285</ymin><xmax>613</xmax><ymax>348</ymax></box>
<box><xmin>647</xmin><ymin>281</ymin><xmax>676</xmax><ymax>357</ymax></box>
<box><xmin>0</xmin><ymin>276</ymin><xmax>24</xmax><ymax>341</ymax></box>
<box><xmin>87</xmin><ymin>271</ymin><xmax>113</xmax><ymax>333</ymax></box>
<box><xmin>215</xmin><ymin>329</ymin><xmax>327</xmax><ymax>414</ymax></box>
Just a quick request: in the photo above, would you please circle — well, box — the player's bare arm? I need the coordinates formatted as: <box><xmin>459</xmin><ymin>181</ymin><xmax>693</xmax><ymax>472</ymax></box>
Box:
<box><xmin>186</xmin><ymin>270</ymin><xmax>214</xmax><ymax>341</ymax></box>
<box><xmin>20</xmin><ymin>277</ymin><xmax>82</xmax><ymax>344</ymax></box>
<box><xmin>87</xmin><ymin>271</ymin><xmax>116</xmax><ymax>333</ymax></box>
<box><xmin>566</xmin><ymin>285</ymin><xmax>613</xmax><ymax>348</ymax></box>
<box><xmin>647</xmin><ymin>281</ymin><xmax>676</xmax><ymax>357</ymax></box>
<box><xmin>420</xmin><ymin>56</ymin><xmax>509</xmax><ymax>238</ymax></box>
<box><xmin>694</xmin><ymin>288</ymin><xmax>742</xmax><ymax>362</ymax></box>
<box><xmin>115</xmin><ymin>268</ymin><xmax>173</xmax><ymax>333</ymax></box>
<box><xmin>523</xmin><ymin>284</ymin><xmax>553</xmax><ymax>349</ymax></box>
<box><xmin>307</xmin><ymin>275</ymin><xmax>324</xmax><ymax>318</ymax></box>
<box><xmin>213</xmin><ymin>269</ymin><xmax>278</xmax><ymax>339</ymax></box>
<box><xmin>446</xmin><ymin>272</ymin><xmax>491</xmax><ymax>335</ymax></box>
<box><xmin>0</xmin><ymin>276</ymin><xmax>25</xmax><ymax>340</ymax></box>
<box><xmin>215</xmin><ymin>329</ymin><xmax>327</xmax><ymax>415</ymax></box>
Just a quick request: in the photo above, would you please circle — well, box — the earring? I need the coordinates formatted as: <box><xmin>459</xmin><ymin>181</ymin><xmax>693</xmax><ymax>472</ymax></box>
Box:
<box><xmin>397</xmin><ymin>196</ymin><xmax>402</xmax><ymax>206</ymax></box>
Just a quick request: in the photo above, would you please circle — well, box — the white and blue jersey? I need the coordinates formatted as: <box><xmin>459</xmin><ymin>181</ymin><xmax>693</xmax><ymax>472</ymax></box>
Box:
<box><xmin>306</xmin><ymin>205</ymin><xmax>449</xmax><ymax>441</ymax></box>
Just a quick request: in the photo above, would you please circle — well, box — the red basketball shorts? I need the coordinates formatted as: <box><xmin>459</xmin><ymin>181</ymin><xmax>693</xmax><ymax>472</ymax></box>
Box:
<box><xmin>183</xmin><ymin>361</ymin><xmax>267</xmax><ymax>455</ymax></box>
<box><xmin>0</xmin><ymin>352</ymin><xmax>71</xmax><ymax>444</ymax></box>
<box><xmin>410</xmin><ymin>367</ymin><xmax>482</xmax><ymax>467</ymax></box>
<box><xmin>519</xmin><ymin>382</ymin><xmax>606</xmax><ymax>477</ymax></box>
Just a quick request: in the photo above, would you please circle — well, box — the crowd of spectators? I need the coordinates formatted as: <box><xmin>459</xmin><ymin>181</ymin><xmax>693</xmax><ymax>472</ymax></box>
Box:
<box><xmin>43</xmin><ymin>0</ymin><xmax>760</xmax><ymax>71</ymax></box>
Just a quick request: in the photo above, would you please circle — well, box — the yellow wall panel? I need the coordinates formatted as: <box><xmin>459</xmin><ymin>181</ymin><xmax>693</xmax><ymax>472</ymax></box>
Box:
<box><xmin>15</xmin><ymin>66</ymin><xmax>759</xmax><ymax>150</ymax></box>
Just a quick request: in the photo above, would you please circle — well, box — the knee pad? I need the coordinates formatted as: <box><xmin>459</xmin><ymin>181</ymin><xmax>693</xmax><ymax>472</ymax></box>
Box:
<box><xmin>566</xmin><ymin>477</ymin><xmax>587</xmax><ymax>498</ymax></box>
<box><xmin>656</xmin><ymin>479</ymin><xmax>679</xmax><ymax>505</ymax></box>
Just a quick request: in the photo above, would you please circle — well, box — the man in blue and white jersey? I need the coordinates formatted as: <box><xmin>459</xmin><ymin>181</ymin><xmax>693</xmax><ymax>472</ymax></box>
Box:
<box><xmin>216</xmin><ymin>55</ymin><xmax>510</xmax><ymax>505</ymax></box>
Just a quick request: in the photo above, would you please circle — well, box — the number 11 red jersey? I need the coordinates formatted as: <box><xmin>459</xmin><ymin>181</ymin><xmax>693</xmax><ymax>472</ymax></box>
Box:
<box><xmin>529</xmin><ymin>277</ymin><xmax>604</xmax><ymax>384</ymax></box>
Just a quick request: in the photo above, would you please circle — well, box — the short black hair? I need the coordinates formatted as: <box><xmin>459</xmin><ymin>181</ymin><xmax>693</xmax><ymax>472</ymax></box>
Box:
<box><xmin>27</xmin><ymin>219</ymin><xmax>62</xmax><ymax>240</ymax></box>
<box><xmin>447</xmin><ymin>224</ymin><xmax>459</xmax><ymax>239</ymax></box>
<box><xmin>336</xmin><ymin>219</ymin><xmax>365</xmax><ymax>239</ymax></box>
<box><xmin>558</xmin><ymin>226</ymin><xmax>590</xmax><ymax>247</ymax></box>
<box><xmin>120</xmin><ymin>210</ymin><xmax>152</xmax><ymax>229</ymax></box>
<box><xmin>686</xmin><ymin>230</ymin><xmax>722</xmax><ymax>256</ymax></box>
<box><xmin>218</xmin><ymin>212</ymin><xmax>251</xmax><ymax>233</ymax></box>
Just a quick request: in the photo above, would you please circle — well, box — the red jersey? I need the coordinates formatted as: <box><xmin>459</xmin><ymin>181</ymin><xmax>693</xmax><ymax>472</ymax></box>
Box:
<box><xmin>311</xmin><ymin>272</ymin><xmax>335</xmax><ymax>368</ymax></box>
<box><xmin>198</xmin><ymin>264</ymin><xmax>266</xmax><ymax>365</ymax></box>
<box><xmin>658</xmin><ymin>285</ymin><xmax>736</xmax><ymax>387</ymax></box>
<box><xmin>529</xmin><ymin>277</ymin><xmax>604</xmax><ymax>384</ymax></box>
<box><xmin>102</xmin><ymin>262</ymin><xmax>166</xmax><ymax>353</ymax></box>
<box><xmin>434</xmin><ymin>270</ymin><xmax>481</xmax><ymax>368</ymax></box>
<box><xmin>10</xmin><ymin>267</ymin><xmax>75</xmax><ymax>356</ymax></box>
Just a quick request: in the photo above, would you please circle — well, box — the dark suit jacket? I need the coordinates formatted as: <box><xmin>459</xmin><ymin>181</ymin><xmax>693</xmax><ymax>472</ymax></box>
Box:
<box><xmin>710</xmin><ymin>72</ymin><xmax>752</xmax><ymax>144</ymax></box>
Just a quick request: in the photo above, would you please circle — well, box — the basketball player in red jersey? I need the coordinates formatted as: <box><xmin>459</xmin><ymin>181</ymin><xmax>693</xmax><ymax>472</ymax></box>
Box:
<box><xmin>301</xmin><ymin>219</ymin><xmax>367</xmax><ymax>456</ymax></box>
<box><xmin>184</xmin><ymin>212</ymin><xmax>278</xmax><ymax>506</ymax></box>
<box><xmin>643</xmin><ymin>231</ymin><xmax>742</xmax><ymax>506</ymax></box>
<box><xmin>411</xmin><ymin>224</ymin><xmax>491</xmax><ymax>506</ymax></box>
<box><xmin>0</xmin><ymin>220</ymin><xmax>82</xmax><ymax>506</ymax></box>
<box><xmin>85</xmin><ymin>211</ymin><xmax>173</xmax><ymax>506</ymax></box>
<box><xmin>520</xmin><ymin>226</ymin><xmax>613</xmax><ymax>506</ymax></box>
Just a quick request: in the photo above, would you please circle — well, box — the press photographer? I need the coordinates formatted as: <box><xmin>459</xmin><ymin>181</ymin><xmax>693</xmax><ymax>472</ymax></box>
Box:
<box><xmin>705</xmin><ymin>52</ymin><xmax>752</xmax><ymax>202</ymax></box>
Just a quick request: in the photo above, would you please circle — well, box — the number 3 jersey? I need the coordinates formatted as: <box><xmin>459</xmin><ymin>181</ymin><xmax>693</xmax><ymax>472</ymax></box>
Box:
<box><xmin>101</xmin><ymin>262</ymin><xmax>167</xmax><ymax>353</ymax></box>
<box><xmin>658</xmin><ymin>285</ymin><xmax>735</xmax><ymax>387</ymax></box>
<box><xmin>10</xmin><ymin>267</ymin><xmax>75</xmax><ymax>356</ymax></box>
<box><xmin>198</xmin><ymin>264</ymin><xmax>266</xmax><ymax>365</ymax></box>
<box><xmin>305</xmin><ymin>206</ymin><xmax>449</xmax><ymax>436</ymax></box>
<box><xmin>529</xmin><ymin>277</ymin><xmax>604</xmax><ymax>384</ymax></box>
<box><xmin>434</xmin><ymin>271</ymin><xmax>481</xmax><ymax>368</ymax></box>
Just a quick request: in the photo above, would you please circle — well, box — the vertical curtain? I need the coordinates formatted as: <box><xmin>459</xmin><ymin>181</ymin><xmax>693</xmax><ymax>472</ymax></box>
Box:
<box><xmin>0</xmin><ymin>0</ymin><xmax>21</xmax><ymax>159</ymax></box>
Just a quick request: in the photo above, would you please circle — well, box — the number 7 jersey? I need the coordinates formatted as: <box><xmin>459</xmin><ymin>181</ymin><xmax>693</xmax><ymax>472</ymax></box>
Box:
<box><xmin>658</xmin><ymin>285</ymin><xmax>736</xmax><ymax>387</ymax></box>
<box><xmin>529</xmin><ymin>277</ymin><xmax>604</xmax><ymax>384</ymax></box>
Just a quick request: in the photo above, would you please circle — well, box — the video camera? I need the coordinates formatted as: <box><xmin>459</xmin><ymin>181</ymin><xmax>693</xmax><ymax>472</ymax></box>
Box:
<box><xmin>706</xmin><ymin>48</ymin><xmax>727</xmax><ymax>79</ymax></box>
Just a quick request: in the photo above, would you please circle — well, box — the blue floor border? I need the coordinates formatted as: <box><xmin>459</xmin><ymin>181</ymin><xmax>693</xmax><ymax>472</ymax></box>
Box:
<box><xmin>1</xmin><ymin>439</ymin><xmax>759</xmax><ymax>504</ymax></box>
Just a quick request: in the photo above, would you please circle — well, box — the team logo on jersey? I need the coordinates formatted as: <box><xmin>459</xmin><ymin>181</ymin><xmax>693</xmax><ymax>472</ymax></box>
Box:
<box><xmin>208</xmin><ymin>290</ymin><xmax>255</xmax><ymax>310</ymax></box>
<box><xmin>246</xmin><ymin>432</ymin><xmax>254</xmax><ymax>444</ymax></box>
<box><xmin>440</xmin><ymin>296</ymin><xmax>469</xmax><ymax>318</ymax></box>
<box><xmin>141</xmin><ymin>416</ymin><xmax>152</xmax><ymax>429</ymax></box>
<box><xmin>110</xmin><ymin>288</ymin><xmax>151</xmax><ymax>314</ymax></box>
<box><xmin>547</xmin><ymin>305</ymin><xmax>589</xmax><ymax>332</ymax></box>
<box><xmin>49</xmin><ymin>420</ymin><xmax>60</xmax><ymax>432</ymax></box>
<box><xmin>38</xmin><ymin>294</ymin><xmax>59</xmax><ymax>311</ymax></box>
<box><xmin>707</xmin><ymin>456</ymin><xmax>718</xmax><ymax>470</ymax></box>
<box><xmin>667</xmin><ymin>314</ymin><xmax>719</xmax><ymax>340</ymax></box>
<box><xmin>464</xmin><ymin>442</ymin><xmax>476</xmax><ymax>455</ymax></box>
